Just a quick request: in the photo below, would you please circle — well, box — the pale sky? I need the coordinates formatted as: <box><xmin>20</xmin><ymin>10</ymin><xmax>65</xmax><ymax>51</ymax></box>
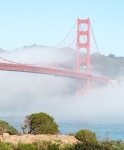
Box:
<box><xmin>0</xmin><ymin>0</ymin><xmax>124</xmax><ymax>56</ymax></box>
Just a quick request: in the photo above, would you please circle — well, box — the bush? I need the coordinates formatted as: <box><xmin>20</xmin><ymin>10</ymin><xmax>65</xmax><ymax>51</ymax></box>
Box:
<box><xmin>71</xmin><ymin>142</ymin><xmax>112</xmax><ymax>150</ymax></box>
<box><xmin>0</xmin><ymin>142</ymin><xmax>12</xmax><ymax>150</ymax></box>
<box><xmin>13</xmin><ymin>143</ymin><xmax>37</xmax><ymax>150</ymax></box>
<box><xmin>0</xmin><ymin>141</ymin><xmax>61</xmax><ymax>150</ymax></box>
<box><xmin>23</xmin><ymin>112</ymin><xmax>59</xmax><ymax>135</ymax></box>
<box><xmin>63</xmin><ymin>140</ymin><xmax>124</xmax><ymax>150</ymax></box>
<box><xmin>62</xmin><ymin>144</ymin><xmax>75</xmax><ymax>150</ymax></box>
<box><xmin>75</xmin><ymin>129</ymin><xmax>97</xmax><ymax>144</ymax></box>
<box><xmin>74</xmin><ymin>129</ymin><xmax>124</xmax><ymax>150</ymax></box>
<box><xmin>108</xmin><ymin>53</ymin><xmax>116</xmax><ymax>59</ymax></box>
<box><xmin>47</xmin><ymin>142</ymin><xmax>60</xmax><ymax>150</ymax></box>
<box><xmin>0</xmin><ymin>120</ymin><xmax>18</xmax><ymax>135</ymax></box>
<box><xmin>33</xmin><ymin>140</ymin><xmax>60</xmax><ymax>150</ymax></box>
<box><xmin>101</xmin><ymin>140</ymin><xmax>124</xmax><ymax>150</ymax></box>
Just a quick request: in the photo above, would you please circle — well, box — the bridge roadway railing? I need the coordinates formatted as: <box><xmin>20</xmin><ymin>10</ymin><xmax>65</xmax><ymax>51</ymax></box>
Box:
<box><xmin>0</xmin><ymin>63</ymin><xmax>109</xmax><ymax>83</ymax></box>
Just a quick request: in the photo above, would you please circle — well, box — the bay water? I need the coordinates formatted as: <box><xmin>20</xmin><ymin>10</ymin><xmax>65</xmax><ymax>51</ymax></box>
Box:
<box><xmin>0</xmin><ymin>107</ymin><xmax>124</xmax><ymax>141</ymax></box>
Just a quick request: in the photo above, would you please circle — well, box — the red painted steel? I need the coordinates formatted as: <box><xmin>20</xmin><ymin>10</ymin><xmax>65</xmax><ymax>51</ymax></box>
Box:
<box><xmin>0</xmin><ymin>63</ymin><xmax>109</xmax><ymax>83</ymax></box>
<box><xmin>77</xmin><ymin>18</ymin><xmax>90</xmax><ymax>91</ymax></box>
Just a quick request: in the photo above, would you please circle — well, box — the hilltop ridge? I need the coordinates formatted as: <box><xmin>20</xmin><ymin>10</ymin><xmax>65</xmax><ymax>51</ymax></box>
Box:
<box><xmin>0</xmin><ymin>45</ymin><xmax>123</xmax><ymax>79</ymax></box>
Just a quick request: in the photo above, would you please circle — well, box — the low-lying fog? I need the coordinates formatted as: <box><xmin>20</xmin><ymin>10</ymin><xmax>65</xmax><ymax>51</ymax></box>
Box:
<box><xmin>0</xmin><ymin>47</ymin><xmax>124</xmax><ymax>138</ymax></box>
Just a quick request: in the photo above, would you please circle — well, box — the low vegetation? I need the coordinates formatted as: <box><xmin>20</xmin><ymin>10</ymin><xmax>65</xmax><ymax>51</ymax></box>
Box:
<box><xmin>0</xmin><ymin>138</ymin><xmax>124</xmax><ymax>150</ymax></box>
<box><xmin>0</xmin><ymin>120</ymin><xmax>17</xmax><ymax>135</ymax></box>
<box><xmin>1</xmin><ymin>113</ymin><xmax>124</xmax><ymax>149</ymax></box>
<box><xmin>75</xmin><ymin>129</ymin><xmax>97</xmax><ymax>143</ymax></box>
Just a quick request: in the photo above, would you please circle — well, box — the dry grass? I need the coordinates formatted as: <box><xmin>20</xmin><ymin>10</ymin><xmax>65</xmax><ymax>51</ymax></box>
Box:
<box><xmin>0</xmin><ymin>134</ymin><xmax>78</xmax><ymax>145</ymax></box>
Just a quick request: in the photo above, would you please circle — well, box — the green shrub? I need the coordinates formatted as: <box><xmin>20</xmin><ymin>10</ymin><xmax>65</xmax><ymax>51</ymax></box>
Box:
<box><xmin>101</xmin><ymin>140</ymin><xmax>124</xmax><ymax>150</ymax></box>
<box><xmin>13</xmin><ymin>143</ymin><xmax>37</xmax><ymax>150</ymax></box>
<box><xmin>62</xmin><ymin>144</ymin><xmax>75</xmax><ymax>150</ymax></box>
<box><xmin>47</xmin><ymin>142</ymin><xmax>60</xmax><ymax>150</ymax></box>
<box><xmin>71</xmin><ymin>142</ymin><xmax>112</xmax><ymax>150</ymax></box>
<box><xmin>33</xmin><ymin>140</ymin><xmax>48</xmax><ymax>150</ymax></box>
<box><xmin>54</xmin><ymin>139</ymin><xmax>61</xmax><ymax>143</ymax></box>
<box><xmin>0</xmin><ymin>120</ymin><xmax>18</xmax><ymax>135</ymax></box>
<box><xmin>33</xmin><ymin>140</ymin><xmax>60</xmax><ymax>150</ymax></box>
<box><xmin>23</xmin><ymin>112</ymin><xmax>59</xmax><ymax>135</ymax></box>
<box><xmin>0</xmin><ymin>141</ymin><xmax>12</xmax><ymax>150</ymax></box>
<box><xmin>75</xmin><ymin>129</ymin><xmax>97</xmax><ymax>144</ymax></box>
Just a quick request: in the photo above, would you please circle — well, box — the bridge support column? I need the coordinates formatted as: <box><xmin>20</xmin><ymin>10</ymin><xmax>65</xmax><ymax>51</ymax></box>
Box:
<box><xmin>76</xmin><ymin>79</ymin><xmax>87</xmax><ymax>95</ymax></box>
<box><xmin>86</xmin><ymin>77</ymin><xmax>90</xmax><ymax>91</ymax></box>
<box><xmin>76</xmin><ymin>18</ymin><xmax>90</xmax><ymax>93</ymax></box>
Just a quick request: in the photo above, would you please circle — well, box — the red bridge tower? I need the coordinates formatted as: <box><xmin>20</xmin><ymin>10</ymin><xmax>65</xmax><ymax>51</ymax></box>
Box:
<box><xmin>77</xmin><ymin>18</ymin><xmax>90</xmax><ymax>92</ymax></box>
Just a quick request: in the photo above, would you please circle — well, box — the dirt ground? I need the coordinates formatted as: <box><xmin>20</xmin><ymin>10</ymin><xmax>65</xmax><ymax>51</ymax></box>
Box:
<box><xmin>0</xmin><ymin>134</ymin><xmax>78</xmax><ymax>144</ymax></box>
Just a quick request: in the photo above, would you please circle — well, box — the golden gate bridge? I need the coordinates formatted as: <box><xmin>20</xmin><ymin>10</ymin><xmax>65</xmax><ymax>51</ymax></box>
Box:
<box><xmin>0</xmin><ymin>18</ymin><xmax>110</xmax><ymax>94</ymax></box>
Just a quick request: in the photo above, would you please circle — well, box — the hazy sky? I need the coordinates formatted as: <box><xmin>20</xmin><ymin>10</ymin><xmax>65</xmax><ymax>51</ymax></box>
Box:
<box><xmin>0</xmin><ymin>1</ymin><xmax>124</xmax><ymax>56</ymax></box>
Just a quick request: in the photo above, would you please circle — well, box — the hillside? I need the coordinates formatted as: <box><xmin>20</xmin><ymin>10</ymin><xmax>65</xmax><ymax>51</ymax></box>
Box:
<box><xmin>0</xmin><ymin>48</ymin><xmax>6</xmax><ymax>53</ymax></box>
<box><xmin>91</xmin><ymin>53</ymin><xmax>124</xmax><ymax>79</ymax></box>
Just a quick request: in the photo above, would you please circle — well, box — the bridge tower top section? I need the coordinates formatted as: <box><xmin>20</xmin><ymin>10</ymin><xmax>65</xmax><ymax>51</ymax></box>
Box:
<box><xmin>76</xmin><ymin>18</ymin><xmax>90</xmax><ymax>75</ymax></box>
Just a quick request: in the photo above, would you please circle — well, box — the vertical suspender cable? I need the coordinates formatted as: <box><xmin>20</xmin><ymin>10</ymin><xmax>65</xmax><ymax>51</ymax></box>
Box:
<box><xmin>90</xmin><ymin>22</ymin><xmax>109</xmax><ymax>79</ymax></box>
<box><xmin>56</xmin><ymin>21</ymin><xmax>77</xmax><ymax>48</ymax></box>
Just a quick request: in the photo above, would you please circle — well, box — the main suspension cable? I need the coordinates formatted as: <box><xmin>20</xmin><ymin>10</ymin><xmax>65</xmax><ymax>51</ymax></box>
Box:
<box><xmin>56</xmin><ymin>21</ymin><xmax>76</xmax><ymax>48</ymax></box>
<box><xmin>90</xmin><ymin>22</ymin><xmax>109</xmax><ymax>79</ymax></box>
<box><xmin>68</xmin><ymin>37</ymin><xmax>77</xmax><ymax>48</ymax></box>
<box><xmin>67</xmin><ymin>24</ymin><xmax>86</xmax><ymax>49</ymax></box>
<box><xmin>0</xmin><ymin>56</ymin><xmax>43</xmax><ymax>66</ymax></box>
<box><xmin>0</xmin><ymin>21</ymin><xmax>76</xmax><ymax>66</ymax></box>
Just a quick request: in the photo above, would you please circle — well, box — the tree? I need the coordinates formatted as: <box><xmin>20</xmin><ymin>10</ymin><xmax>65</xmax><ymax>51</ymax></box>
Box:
<box><xmin>108</xmin><ymin>54</ymin><xmax>116</xmax><ymax>59</ymax></box>
<box><xmin>0</xmin><ymin>120</ymin><xmax>17</xmax><ymax>135</ymax></box>
<box><xmin>21</xmin><ymin>124</ymin><xmax>27</xmax><ymax>134</ymax></box>
<box><xmin>23</xmin><ymin>112</ymin><xmax>59</xmax><ymax>135</ymax></box>
<box><xmin>0</xmin><ymin>122</ymin><xmax>6</xmax><ymax>135</ymax></box>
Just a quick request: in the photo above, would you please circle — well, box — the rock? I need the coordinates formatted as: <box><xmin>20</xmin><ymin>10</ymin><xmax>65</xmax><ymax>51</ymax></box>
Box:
<box><xmin>3</xmin><ymin>133</ymin><xmax>10</xmax><ymax>138</ymax></box>
<box><xmin>62</xmin><ymin>139</ymin><xmax>68</xmax><ymax>143</ymax></box>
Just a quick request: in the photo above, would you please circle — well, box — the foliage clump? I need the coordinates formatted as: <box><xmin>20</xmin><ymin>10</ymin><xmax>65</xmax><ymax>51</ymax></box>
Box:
<box><xmin>33</xmin><ymin>140</ymin><xmax>60</xmax><ymax>150</ymax></box>
<box><xmin>0</xmin><ymin>142</ymin><xmax>12</xmax><ymax>150</ymax></box>
<box><xmin>108</xmin><ymin>53</ymin><xmax>116</xmax><ymax>59</ymax></box>
<box><xmin>75</xmin><ymin>129</ymin><xmax>97</xmax><ymax>144</ymax></box>
<box><xmin>73</xmin><ymin>129</ymin><xmax>124</xmax><ymax>150</ymax></box>
<box><xmin>12</xmin><ymin>143</ymin><xmax>37</xmax><ymax>150</ymax></box>
<box><xmin>0</xmin><ymin>120</ymin><xmax>18</xmax><ymax>135</ymax></box>
<box><xmin>23</xmin><ymin>112</ymin><xmax>59</xmax><ymax>134</ymax></box>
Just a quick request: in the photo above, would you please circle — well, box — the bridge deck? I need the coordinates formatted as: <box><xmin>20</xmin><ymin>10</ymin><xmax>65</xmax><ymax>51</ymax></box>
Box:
<box><xmin>0</xmin><ymin>63</ymin><xmax>109</xmax><ymax>83</ymax></box>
